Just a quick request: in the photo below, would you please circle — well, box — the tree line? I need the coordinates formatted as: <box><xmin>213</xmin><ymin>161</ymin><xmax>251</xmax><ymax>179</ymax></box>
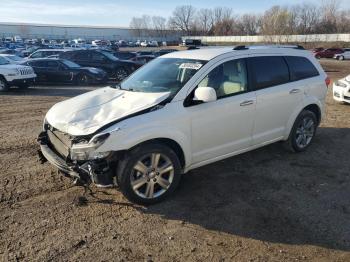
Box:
<box><xmin>129</xmin><ymin>0</ymin><xmax>350</xmax><ymax>38</ymax></box>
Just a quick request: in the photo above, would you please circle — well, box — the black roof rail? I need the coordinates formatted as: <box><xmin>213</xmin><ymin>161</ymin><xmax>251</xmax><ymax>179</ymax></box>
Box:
<box><xmin>233</xmin><ymin>45</ymin><xmax>305</xmax><ymax>50</ymax></box>
<box><xmin>233</xmin><ymin>45</ymin><xmax>248</xmax><ymax>50</ymax></box>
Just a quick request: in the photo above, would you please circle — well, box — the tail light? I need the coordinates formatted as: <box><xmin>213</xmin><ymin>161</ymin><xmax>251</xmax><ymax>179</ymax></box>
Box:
<box><xmin>325</xmin><ymin>76</ymin><xmax>331</xmax><ymax>87</ymax></box>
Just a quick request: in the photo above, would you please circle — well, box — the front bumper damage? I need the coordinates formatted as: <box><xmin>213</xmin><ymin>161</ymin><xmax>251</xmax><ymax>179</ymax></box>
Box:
<box><xmin>37</xmin><ymin>131</ymin><xmax>115</xmax><ymax>187</ymax></box>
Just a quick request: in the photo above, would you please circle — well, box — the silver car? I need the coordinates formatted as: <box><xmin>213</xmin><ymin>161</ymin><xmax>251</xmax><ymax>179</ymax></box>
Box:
<box><xmin>334</xmin><ymin>48</ymin><xmax>350</xmax><ymax>60</ymax></box>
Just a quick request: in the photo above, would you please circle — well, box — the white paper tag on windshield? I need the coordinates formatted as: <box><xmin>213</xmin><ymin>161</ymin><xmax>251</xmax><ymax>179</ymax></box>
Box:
<box><xmin>179</xmin><ymin>63</ymin><xmax>203</xmax><ymax>70</ymax></box>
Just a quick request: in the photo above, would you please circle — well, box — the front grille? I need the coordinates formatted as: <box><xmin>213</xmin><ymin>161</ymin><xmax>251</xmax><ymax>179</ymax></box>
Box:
<box><xmin>19</xmin><ymin>68</ymin><xmax>33</xmax><ymax>75</ymax></box>
<box><xmin>47</xmin><ymin>130</ymin><xmax>72</xmax><ymax>159</ymax></box>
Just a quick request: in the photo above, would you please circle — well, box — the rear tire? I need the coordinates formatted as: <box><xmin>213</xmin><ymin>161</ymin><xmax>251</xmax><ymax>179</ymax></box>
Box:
<box><xmin>0</xmin><ymin>77</ymin><xmax>9</xmax><ymax>92</ymax></box>
<box><xmin>284</xmin><ymin>110</ymin><xmax>318</xmax><ymax>152</ymax></box>
<box><xmin>117</xmin><ymin>143</ymin><xmax>182</xmax><ymax>205</ymax></box>
<box><xmin>338</xmin><ymin>55</ymin><xmax>345</xmax><ymax>61</ymax></box>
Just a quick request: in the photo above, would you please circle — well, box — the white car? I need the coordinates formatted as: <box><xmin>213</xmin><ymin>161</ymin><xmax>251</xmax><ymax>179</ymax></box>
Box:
<box><xmin>38</xmin><ymin>45</ymin><xmax>328</xmax><ymax>204</ymax></box>
<box><xmin>0</xmin><ymin>56</ymin><xmax>36</xmax><ymax>91</ymax></box>
<box><xmin>334</xmin><ymin>48</ymin><xmax>350</xmax><ymax>60</ymax></box>
<box><xmin>333</xmin><ymin>75</ymin><xmax>350</xmax><ymax>103</ymax></box>
<box><xmin>0</xmin><ymin>54</ymin><xmax>25</xmax><ymax>64</ymax></box>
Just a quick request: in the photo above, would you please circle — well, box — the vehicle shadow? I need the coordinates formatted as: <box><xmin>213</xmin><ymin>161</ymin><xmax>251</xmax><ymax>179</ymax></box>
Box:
<box><xmin>140</xmin><ymin>127</ymin><xmax>350</xmax><ymax>251</ymax></box>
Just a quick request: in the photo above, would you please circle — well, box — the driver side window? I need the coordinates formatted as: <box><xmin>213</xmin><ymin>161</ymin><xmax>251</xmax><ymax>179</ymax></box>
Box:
<box><xmin>198</xmin><ymin>59</ymin><xmax>248</xmax><ymax>99</ymax></box>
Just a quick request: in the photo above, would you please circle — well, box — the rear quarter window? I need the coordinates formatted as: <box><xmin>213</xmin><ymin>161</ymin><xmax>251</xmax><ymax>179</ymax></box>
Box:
<box><xmin>285</xmin><ymin>56</ymin><xmax>319</xmax><ymax>81</ymax></box>
<box><xmin>249</xmin><ymin>56</ymin><xmax>290</xmax><ymax>90</ymax></box>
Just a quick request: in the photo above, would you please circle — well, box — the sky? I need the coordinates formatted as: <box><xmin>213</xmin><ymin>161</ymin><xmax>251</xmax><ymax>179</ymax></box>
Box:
<box><xmin>1</xmin><ymin>0</ymin><xmax>350</xmax><ymax>27</ymax></box>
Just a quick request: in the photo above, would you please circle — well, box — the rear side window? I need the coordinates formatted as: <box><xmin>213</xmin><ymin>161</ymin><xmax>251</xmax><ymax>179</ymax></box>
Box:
<box><xmin>285</xmin><ymin>56</ymin><xmax>319</xmax><ymax>81</ymax></box>
<box><xmin>249</xmin><ymin>56</ymin><xmax>289</xmax><ymax>90</ymax></box>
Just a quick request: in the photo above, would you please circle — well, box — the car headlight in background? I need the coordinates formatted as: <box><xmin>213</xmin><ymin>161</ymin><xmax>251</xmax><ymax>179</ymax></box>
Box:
<box><xmin>335</xmin><ymin>81</ymin><xmax>347</xmax><ymax>88</ymax></box>
<box><xmin>70</xmin><ymin>133</ymin><xmax>111</xmax><ymax>161</ymax></box>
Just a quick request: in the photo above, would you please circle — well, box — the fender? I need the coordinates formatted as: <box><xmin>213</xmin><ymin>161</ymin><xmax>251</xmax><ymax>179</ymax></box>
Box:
<box><xmin>284</xmin><ymin>95</ymin><xmax>323</xmax><ymax>139</ymax></box>
<box><xmin>97</xmin><ymin>124</ymin><xmax>192</xmax><ymax>168</ymax></box>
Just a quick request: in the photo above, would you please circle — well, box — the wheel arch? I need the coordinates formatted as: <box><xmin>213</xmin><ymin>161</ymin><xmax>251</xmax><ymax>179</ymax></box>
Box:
<box><xmin>284</xmin><ymin>101</ymin><xmax>322</xmax><ymax>140</ymax></box>
<box><xmin>128</xmin><ymin>138</ymin><xmax>186</xmax><ymax>171</ymax></box>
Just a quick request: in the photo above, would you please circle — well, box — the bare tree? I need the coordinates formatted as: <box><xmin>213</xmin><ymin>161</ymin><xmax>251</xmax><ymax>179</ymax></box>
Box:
<box><xmin>168</xmin><ymin>5</ymin><xmax>196</xmax><ymax>35</ymax></box>
<box><xmin>240</xmin><ymin>14</ymin><xmax>260</xmax><ymax>35</ymax></box>
<box><xmin>196</xmin><ymin>8</ymin><xmax>213</xmax><ymax>34</ymax></box>
<box><xmin>152</xmin><ymin>16</ymin><xmax>167</xmax><ymax>38</ymax></box>
<box><xmin>130</xmin><ymin>15</ymin><xmax>152</xmax><ymax>38</ymax></box>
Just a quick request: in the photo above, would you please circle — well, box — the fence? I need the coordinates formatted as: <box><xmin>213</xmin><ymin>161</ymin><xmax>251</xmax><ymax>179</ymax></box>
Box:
<box><xmin>183</xmin><ymin>34</ymin><xmax>350</xmax><ymax>43</ymax></box>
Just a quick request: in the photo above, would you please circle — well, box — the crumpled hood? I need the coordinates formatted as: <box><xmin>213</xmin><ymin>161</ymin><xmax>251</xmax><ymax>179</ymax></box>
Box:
<box><xmin>46</xmin><ymin>87</ymin><xmax>169</xmax><ymax>136</ymax></box>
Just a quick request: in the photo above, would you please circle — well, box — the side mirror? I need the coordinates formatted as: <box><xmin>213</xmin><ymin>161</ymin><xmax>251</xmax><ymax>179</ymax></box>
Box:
<box><xmin>194</xmin><ymin>86</ymin><xmax>217</xmax><ymax>103</ymax></box>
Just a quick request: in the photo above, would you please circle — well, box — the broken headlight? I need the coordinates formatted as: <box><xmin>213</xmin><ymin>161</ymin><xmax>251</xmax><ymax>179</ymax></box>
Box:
<box><xmin>70</xmin><ymin>133</ymin><xmax>111</xmax><ymax>161</ymax></box>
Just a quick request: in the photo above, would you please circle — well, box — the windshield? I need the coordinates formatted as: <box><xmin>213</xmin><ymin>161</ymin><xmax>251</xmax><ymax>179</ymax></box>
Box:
<box><xmin>120</xmin><ymin>58</ymin><xmax>206</xmax><ymax>96</ymax></box>
<box><xmin>0</xmin><ymin>56</ymin><xmax>9</xmax><ymax>65</ymax></box>
<box><xmin>62</xmin><ymin>60</ymin><xmax>81</xmax><ymax>68</ymax></box>
<box><xmin>101</xmin><ymin>51</ymin><xmax>118</xmax><ymax>61</ymax></box>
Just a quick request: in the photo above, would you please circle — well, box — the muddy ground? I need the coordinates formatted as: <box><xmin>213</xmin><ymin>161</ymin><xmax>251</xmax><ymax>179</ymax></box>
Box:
<box><xmin>0</xmin><ymin>59</ymin><xmax>350</xmax><ymax>262</ymax></box>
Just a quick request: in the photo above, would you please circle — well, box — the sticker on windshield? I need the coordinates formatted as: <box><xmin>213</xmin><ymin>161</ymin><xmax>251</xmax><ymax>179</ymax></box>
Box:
<box><xmin>179</xmin><ymin>63</ymin><xmax>203</xmax><ymax>70</ymax></box>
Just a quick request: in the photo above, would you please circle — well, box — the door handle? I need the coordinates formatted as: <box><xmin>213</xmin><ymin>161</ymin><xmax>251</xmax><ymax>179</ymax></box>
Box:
<box><xmin>289</xmin><ymin>89</ymin><xmax>301</xmax><ymax>94</ymax></box>
<box><xmin>240</xmin><ymin>100</ymin><xmax>254</xmax><ymax>106</ymax></box>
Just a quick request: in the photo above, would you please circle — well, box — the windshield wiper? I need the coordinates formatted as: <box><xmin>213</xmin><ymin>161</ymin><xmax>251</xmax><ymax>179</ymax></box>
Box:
<box><xmin>115</xmin><ymin>84</ymin><xmax>135</xmax><ymax>92</ymax></box>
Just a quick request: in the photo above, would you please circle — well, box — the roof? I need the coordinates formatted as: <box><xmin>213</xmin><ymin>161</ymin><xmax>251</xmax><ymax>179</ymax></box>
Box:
<box><xmin>162</xmin><ymin>46</ymin><xmax>311</xmax><ymax>61</ymax></box>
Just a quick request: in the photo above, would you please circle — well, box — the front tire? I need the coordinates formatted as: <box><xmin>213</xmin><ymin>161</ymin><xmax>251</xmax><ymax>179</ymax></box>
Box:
<box><xmin>117</xmin><ymin>143</ymin><xmax>182</xmax><ymax>205</ymax></box>
<box><xmin>285</xmin><ymin>110</ymin><xmax>317</xmax><ymax>152</ymax></box>
<box><xmin>0</xmin><ymin>77</ymin><xmax>9</xmax><ymax>92</ymax></box>
<box><xmin>338</xmin><ymin>55</ymin><xmax>345</xmax><ymax>61</ymax></box>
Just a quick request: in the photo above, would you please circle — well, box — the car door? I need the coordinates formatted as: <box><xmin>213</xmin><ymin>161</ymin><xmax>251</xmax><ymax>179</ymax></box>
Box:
<box><xmin>29</xmin><ymin>60</ymin><xmax>48</xmax><ymax>82</ymax></box>
<box><xmin>56</xmin><ymin>61</ymin><xmax>74</xmax><ymax>83</ymax></box>
<box><xmin>45</xmin><ymin>60</ymin><xmax>61</xmax><ymax>82</ymax></box>
<box><xmin>185</xmin><ymin>58</ymin><xmax>256</xmax><ymax>164</ymax></box>
<box><xmin>248</xmin><ymin>56</ymin><xmax>304</xmax><ymax>145</ymax></box>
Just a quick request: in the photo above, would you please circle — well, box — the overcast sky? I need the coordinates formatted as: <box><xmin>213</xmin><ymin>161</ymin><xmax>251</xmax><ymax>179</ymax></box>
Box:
<box><xmin>1</xmin><ymin>0</ymin><xmax>349</xmax><ymax>27</ymax></box>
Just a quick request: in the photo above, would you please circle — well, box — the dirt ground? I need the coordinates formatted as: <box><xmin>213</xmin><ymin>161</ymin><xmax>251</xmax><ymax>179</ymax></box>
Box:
<box><xmin>0</xmin><ymin>59</ymin><xmax>350</xmax><ymax>262</ymax></box>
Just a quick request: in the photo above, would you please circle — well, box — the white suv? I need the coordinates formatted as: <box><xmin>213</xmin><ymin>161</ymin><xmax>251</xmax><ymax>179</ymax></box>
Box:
<box><xmin>38</xmin><ymin>45</ymin><xmax>328</xmax><ymax>204</ymax></box>
<box><xmin>0</xmin><ymin>56</ymin><xmax>36</xmax><ymax>91</ymax></box>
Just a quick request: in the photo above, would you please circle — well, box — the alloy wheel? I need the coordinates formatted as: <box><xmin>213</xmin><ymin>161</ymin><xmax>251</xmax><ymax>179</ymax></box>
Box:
<box><xmin>130</xmin><ymin>153</ymin><xmax>174</xmax><ymax>199</ymax></box>
<box><xmin>295</xmin><ymin>117</ymin><xmax>315</xmax><ymax>149</ymax></box>
<box><xmin>115</xmin><ymin>68</ymin><xmax>128</xmax><ymax>81</ymax></box>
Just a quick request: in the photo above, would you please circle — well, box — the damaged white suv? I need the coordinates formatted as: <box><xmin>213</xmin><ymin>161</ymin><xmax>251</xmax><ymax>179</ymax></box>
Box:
<box><xmin>38</xmin><ymin>45</ymin><xmax>328</xmax><ymax>204</ymax></box>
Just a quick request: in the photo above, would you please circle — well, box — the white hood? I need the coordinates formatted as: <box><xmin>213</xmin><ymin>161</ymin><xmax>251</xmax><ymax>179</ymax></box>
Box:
<box><xmin>46</xmin><ymin>87</ymin><xmax>170</xmax><ymax>136</ymax></box>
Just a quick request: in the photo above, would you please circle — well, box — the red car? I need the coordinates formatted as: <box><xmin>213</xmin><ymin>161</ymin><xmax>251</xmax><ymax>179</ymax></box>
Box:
<box><xmin>314</xmin><ymin>48</ymin><xmax>344</xmax><ymax>59</ymax></box>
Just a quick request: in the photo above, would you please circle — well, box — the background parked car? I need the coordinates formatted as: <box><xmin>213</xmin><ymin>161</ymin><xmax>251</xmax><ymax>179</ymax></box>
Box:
<box><xmin>28</xmin><ymin>49</ymin><xmax>71</xmax><ymax>59</ymax></box>
<box><xmin>0</xmin><ymin>56</ymin><xmax>36</xmax><ymax>91</ymax></box>
<box><xmin>21</xmin><ymin>58</ymin><xmax>107</xmax><ymax>85</ymax></box>
<box><xmin>60</xmin><ymin>49</ymin><xmax>140</xmax><ymax>81</ymax></box>
<box><xmin>334</xmin><ymin>48</ymin><xmax>350</xmax><ymax>60</ymax></box>
<box><xmin>314</xmin><ymin>48</ymin><xmax>344</xmax><ymax>59</ymax></box>
<box><xmin>0</xmin><ymin>54</ymin><xmax>25</xmax><ymax>64</ymax></box>
<box><xmin>130</xmin><ymin>55</ymin><xmax>155</xmax><ymax>65</ymax></box>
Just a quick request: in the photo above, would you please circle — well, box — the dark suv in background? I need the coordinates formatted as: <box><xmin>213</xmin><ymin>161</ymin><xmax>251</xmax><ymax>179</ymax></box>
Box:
<box><xmin>60</xmin><ymin>50</ymin><xmax>140</xmax><ymax>81</ymax></box>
